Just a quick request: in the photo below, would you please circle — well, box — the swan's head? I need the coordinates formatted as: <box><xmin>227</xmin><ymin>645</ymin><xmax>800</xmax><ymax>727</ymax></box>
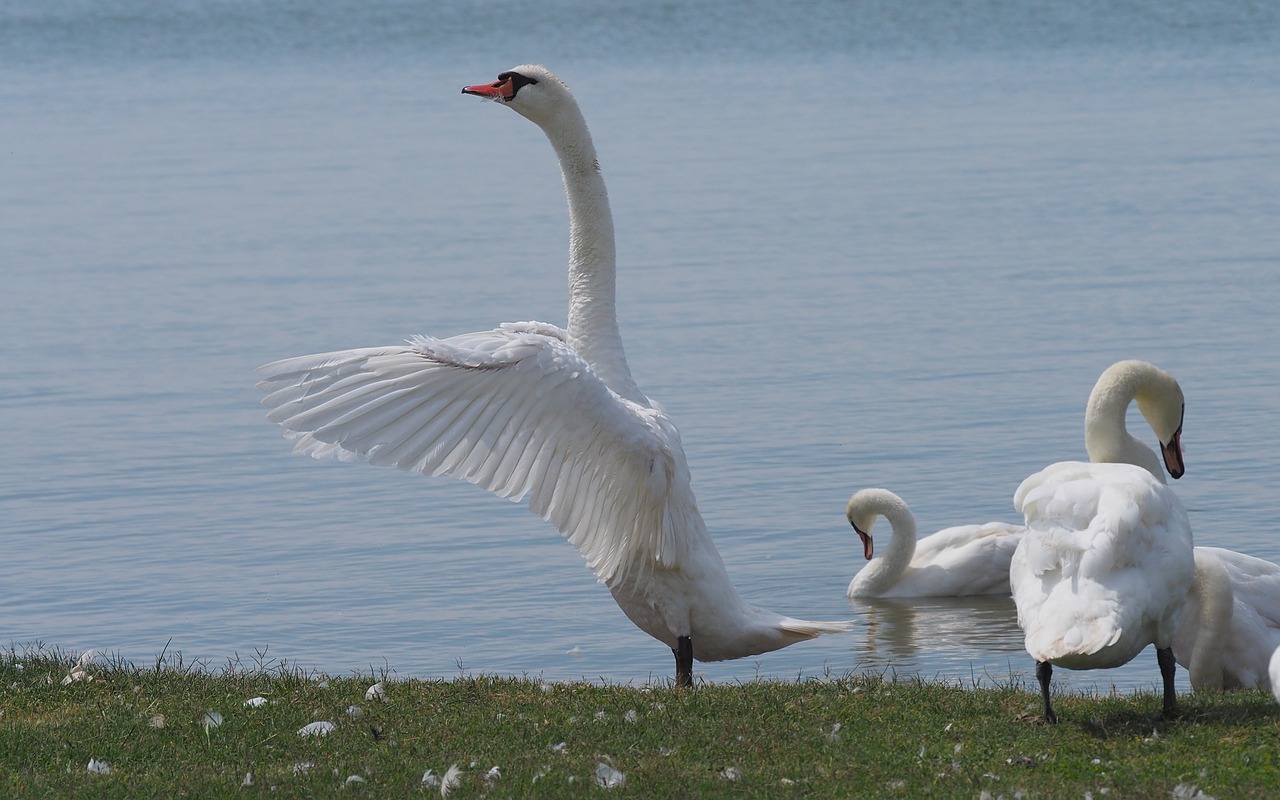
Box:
<box><xmin>462</xmin><ymin>65</ymin><xmax>577</xmax><ymax>128</ymax></box>
<box><xmin>1133</xmin><ymin>366</ymin><xmax>1186</xmax><ymax>480</ymax></box>
<box><xmin>1086</xmin><ymin>359</ymin><xmax>1187</xmax><ymax>481</ymax></box>
<box><xmin>846</xmin><ymin>488</ymin><xmax>906</xmax><ymax>561</ymax></box>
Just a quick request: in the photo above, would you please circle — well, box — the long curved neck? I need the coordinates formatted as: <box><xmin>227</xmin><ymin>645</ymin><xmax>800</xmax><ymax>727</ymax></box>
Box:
<box><xmin>1186</xmin><ymin>549</ymin><xmax>1233</xmax><ymax>691</ymax></box>
<box><xmin>541</xmin><ymin>107</ymin><xmax>644</xmax><ymax>404</ymax></box>
<box><xmin>856</xmin><ymin>496</ymin><xmax>917</xmax><ymax>595</ymax></box>
<box><xmin>1083</xmin><ymin>365</ymin><xmax>1166</xmax><ymax>483</ymax></box>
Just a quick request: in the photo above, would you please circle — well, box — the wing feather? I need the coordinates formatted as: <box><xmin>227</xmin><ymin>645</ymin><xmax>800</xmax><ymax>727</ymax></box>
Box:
<box><xmin>491</xmin><ymin>396</ymin><xmax>549</xmax><ymax>493</ymax></box>
<box><xmin>257</xmin><ymin>325</ymin><xmax>687</xmax><ymax>585</ymax></box>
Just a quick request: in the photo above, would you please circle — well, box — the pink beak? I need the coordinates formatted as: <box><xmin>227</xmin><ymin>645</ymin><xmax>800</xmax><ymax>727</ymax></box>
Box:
<box><xmin>855</xmin><ymin>525</ymin><xmax>874</xmax><ymax>560</ymax></box>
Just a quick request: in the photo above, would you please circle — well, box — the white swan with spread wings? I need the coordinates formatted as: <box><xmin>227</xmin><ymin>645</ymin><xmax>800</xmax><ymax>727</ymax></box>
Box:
<box><xmin>257</xmin><ymin>65</ymin><xmax>849</xmax><ymax>686</ymax></box>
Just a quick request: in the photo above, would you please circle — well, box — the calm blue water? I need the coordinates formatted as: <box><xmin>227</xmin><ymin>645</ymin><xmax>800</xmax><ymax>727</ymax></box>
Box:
<box><xmin>3</xmin><ymin>1</ymin><xmax>1279</xmax><ymax>695</ymax></box>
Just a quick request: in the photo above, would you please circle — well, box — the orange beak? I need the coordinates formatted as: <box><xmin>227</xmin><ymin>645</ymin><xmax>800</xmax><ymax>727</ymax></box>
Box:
<box><xmin>462</xmin><ymin>77</ymin><xmax>514</xmax><ymax>100</ymax></box>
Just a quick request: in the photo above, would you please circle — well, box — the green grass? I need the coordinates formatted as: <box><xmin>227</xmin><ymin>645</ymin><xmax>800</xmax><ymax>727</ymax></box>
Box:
<box><xmin>2</xmin><ymin>646</ymin><xmax>1278</xmax><ymax>798</ymax></box>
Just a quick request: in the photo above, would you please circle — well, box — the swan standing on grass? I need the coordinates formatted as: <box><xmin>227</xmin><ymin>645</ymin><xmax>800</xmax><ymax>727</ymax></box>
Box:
<box><xmin>1083</xmin><ymin>363</ymin><xmax>1280</xmax><ymax>693</ymax></box>
<box><xmin>1009</xmin><ymin>461</ymin><xmax>1194</xmax><ymax>723</ymax></box>
<box><xmin>1008</xmin><ymin>359</ymin><xmax>1190</xmax><ymax>723</ymax></box>
<box><xmin>256</xmin><ymin>65</ymin><xmax>850</xmax><ymax>687</ymax></box>
<box><xmin>845</xmin><ymin>359</ymin><xmax>1186</xmax><ymax>599</ymax></box>
<box><xmin>845</xmin><ymin>490</ymin><xmax>1023</xmax><ymax>597</ymax></box>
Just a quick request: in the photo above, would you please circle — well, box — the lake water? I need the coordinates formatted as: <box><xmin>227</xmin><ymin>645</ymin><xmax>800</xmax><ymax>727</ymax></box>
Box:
<box><xmin>3</xmin><ymin>1</ymin><xmax>1279</xmax><ymax>695</ymax></box>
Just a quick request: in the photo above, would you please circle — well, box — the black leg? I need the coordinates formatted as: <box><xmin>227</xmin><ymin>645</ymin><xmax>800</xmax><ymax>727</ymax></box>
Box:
<box><xmin>673</xmin><ymin>636</ymin><xmax>693</xmax><ymax>688</ymax></box>
<box><xmin>1036</xmin><ymin>660</ymin><xmax>1057</xmax><ymax>724</ymax></box>
<box><xmin>1157</xmin><ymin>646</ymin><xmax>1179</xmax><ymax>719</ymax></box>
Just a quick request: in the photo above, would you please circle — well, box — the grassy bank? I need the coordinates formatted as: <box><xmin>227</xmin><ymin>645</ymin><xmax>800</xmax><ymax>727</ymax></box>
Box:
<box><xmin>2</xmin><ymin>648</ymin><xmax>1278</xmax><ymax>798</ymax></box>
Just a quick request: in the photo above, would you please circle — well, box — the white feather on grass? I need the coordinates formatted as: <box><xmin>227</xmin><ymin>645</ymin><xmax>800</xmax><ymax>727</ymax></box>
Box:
<box><xmin>297</xmin><ymin>720</ymin><xmax>335</xmax><ymax>737</ymax></box>
<box><xmin>440</xmin><ymin>764</ymin><xmax>462</xmax><ymax>797</ymax></box>
<box><xmin>594</xmin><ymin>763</ymin><xmax>626</xmax><ymax>789</ymax></box>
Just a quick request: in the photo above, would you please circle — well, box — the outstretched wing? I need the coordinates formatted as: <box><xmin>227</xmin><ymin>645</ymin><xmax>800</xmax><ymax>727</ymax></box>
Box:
<box><xmin>257</xmin><ymin>322</ymin><xmax>688</xmax><ymax>586</ymax></box>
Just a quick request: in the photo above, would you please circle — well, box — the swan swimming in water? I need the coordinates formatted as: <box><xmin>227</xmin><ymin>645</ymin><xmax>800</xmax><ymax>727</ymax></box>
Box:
<box><xmin>845</xmin><ymin>490</ymin><xmax>1023</xmax><ymax>597</ymax></box>
<box><xmin>256</xmin><ymin>65</ymin><xmax>850</xmax><ymax>686</ymax></box>
<box><xmin>1009</xmin><ymin>461</ymin><xmax>1194</xmax><ymax>723</ymax></box>
<box><xmin>845</xmin><ymin>359</ymin><xmax>1186</xmax><ymax>599</ymax></box>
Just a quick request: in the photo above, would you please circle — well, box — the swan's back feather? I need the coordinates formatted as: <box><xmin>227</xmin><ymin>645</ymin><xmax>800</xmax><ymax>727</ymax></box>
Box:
<box><xmin>912</xmin><ymin>521</ymin><xmax>1024</xmax><ymax>563</ymax></box>
<box><xmin>257</xmin><ymin>322</ymin><xmax>691</xmax><ymax>588</ymax></box>
<box><xmin>1010</xmin><ymin>461</ymin><xmax>1193</xmax><ymax>668</ymax></box>
<box><xmin>896</xmin><ymin>522</ymin><xmax>1024</xmax><ymax>597</ymax></box>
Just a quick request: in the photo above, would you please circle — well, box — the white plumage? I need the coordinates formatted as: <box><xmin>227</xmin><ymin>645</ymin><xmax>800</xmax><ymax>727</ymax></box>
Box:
<box><xmin>844</xmin><ymin>360</ymin><xmax>1185</xmax><ymax>600</ymax></box>
<box><xmin>1269</xmin><ymin>647</ymin><xmax>1280</xmax><ymax>703</ymax></box>
<box><xmin>1078</xmin><ymin>360</ymin><xmax>1280</xmax><ymax>693</ymax></box>
<box><xmin>1009</xmin><ymin>460</ymin><xmax>1194</xmax><ymax>722</ymax></box>
<box><xmin>1174</xmin><ymin>546</ymin><xmax>1280</xmax><ymax>691</ymax></box>
<box><xmin>844</xmin><ymin>489</ymin><xmax>1023</xmax><ymax>597</ymax></box>
<box><xmin>257</xmin><ymin>65</ymin><xmax>849</xmax><ymax>685</ymax></box>
<box><xmin>261</xmin><ymin>326</ymin><xmax>683</xmax><ymax>587</ymax></box>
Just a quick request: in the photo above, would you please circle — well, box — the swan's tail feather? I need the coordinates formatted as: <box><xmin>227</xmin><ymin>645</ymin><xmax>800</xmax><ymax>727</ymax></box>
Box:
<box><xmin>778</xmin><ymin>618</ymin><xmax>855</xmax><ymax>641</ymax></box>
<box><xmin>695</xmin><ymin>615</ymin><xmax>853</xmax><ymax>662</ymax></box>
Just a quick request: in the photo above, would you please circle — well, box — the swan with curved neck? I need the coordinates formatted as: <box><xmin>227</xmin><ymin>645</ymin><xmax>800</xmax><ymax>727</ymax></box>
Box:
<box><xmin>1084</xmin><ymin>359</ymin><xmax>1185</xmax><ymax>482</ymax></box>
<box><xmin>1085</xmin><ymin>365</ymin><xmax>1280</xmax><ymax>693</ymax></box>
<box><xmin>1007</xmin><ymin>361</ymin><xmax>1193</xmax><ymax>722</ymax></box>
<box><xmin>257</xmin><ymin>65</ymin><xmax>850</xmax><ymax>687</ymax></box>
<box><xmin>845</xmin><ymin>490</ymin><xmax>1022</xmax><ymax>597</ymax></box>
<box><xmin>846</xmin><ymin>359</ymin><xmax>1187</xmax><ymax>599</ymax></box>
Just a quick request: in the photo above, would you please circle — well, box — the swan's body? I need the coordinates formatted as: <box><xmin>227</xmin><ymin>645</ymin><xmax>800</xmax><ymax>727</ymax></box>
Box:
<box><xmin>1078</xmin><ymin>360</ymin><xmax>1280</xmax><ymax>693</ymax></box>
<box><xmin>845</xmin><ymin>360</ymin><xmax>1186</xmax><ymax>600</ymax></box>
<box><xmin>845</xmin><ymin>489</ymin><xmax>1023</xmax><ymax>597</ymax></box>
<box><xmin>1174</xmin><ymin>546</ymin><xmax>1280</xmax><ymax>691</ymax></box>
<box><xmin>1009</xmin><ymin>461</ymin><xmax>1194</xmax><ymax>722</ymax></box>
<box><xmin>256</xmin><ymin>65</ymin><xmax>849</xmax><ymax>685</ymax></box>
